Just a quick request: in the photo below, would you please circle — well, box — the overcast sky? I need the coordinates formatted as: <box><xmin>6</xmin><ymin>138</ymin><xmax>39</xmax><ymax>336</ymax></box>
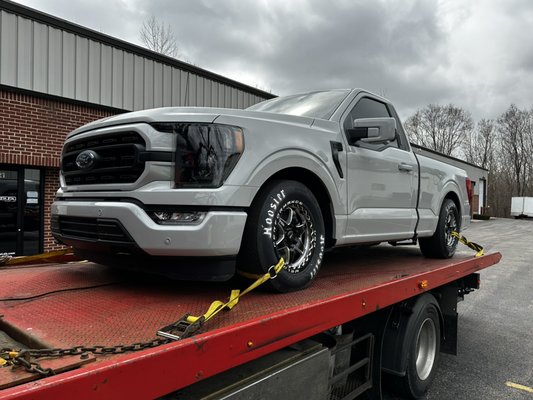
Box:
<box><xmin>14</xmin><ymin>0</ymin><xmax>533</xmax><ymax>121</ymax></box>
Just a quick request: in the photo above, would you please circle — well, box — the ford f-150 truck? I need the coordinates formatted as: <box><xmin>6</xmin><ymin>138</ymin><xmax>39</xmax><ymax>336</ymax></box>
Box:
<box><xmin>51</xmin><ymin>89</ymin><xmax>471</xmax><ymax>292</ymax></box>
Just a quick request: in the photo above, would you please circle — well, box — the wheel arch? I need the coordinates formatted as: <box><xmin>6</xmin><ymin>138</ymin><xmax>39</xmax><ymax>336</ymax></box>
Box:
<box><xmin>250</xmin><ymin>167</ymin><xmax>336</xmax><ymax>249</ymax></box>
<box><xmin>443</xmin><ymin>190</ymin><xmax>461</xmax><ymax>224</ymax></box>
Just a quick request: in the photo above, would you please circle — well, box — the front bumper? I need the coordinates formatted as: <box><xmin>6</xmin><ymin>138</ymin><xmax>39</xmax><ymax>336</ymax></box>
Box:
<box><xmin>51</xmin><ymin>200</ymin><xmax>247</xmax><ymax>257</ymax></box>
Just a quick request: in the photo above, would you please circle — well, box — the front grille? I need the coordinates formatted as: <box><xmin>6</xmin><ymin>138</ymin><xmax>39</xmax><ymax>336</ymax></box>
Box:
<box><xmin>62</xmin><ymin>132</ymin><xmax>146</xmax><ymax>186</ymax></box>
<box><xmin>51</xmin><ymin>215</ymin><xmax>134</xmax><ymax>243</ymax></box>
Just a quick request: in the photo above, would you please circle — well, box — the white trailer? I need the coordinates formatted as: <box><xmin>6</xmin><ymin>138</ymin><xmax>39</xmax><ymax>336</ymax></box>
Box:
<box><xmin>511</xmin><ymin>197</ymin><xmax>533</xmax><ymax>218</ymax></box>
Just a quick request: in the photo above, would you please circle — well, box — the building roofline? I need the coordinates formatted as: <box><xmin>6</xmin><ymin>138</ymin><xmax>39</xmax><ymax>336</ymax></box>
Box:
<box><xmin>410</xmin><ymin>143</ymin><xmax>489</xmax><ymax>171</ymax></box>
<box><xmin>0</xmin><ymin>0</ymin><xmax>276</xmax><ymax>100</ymax></box>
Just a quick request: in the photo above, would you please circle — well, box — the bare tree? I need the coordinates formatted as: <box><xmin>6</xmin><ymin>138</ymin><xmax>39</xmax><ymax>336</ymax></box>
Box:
<box><xmin>526</xmin><ymin>108</ymin><xmax>533</xmax><ymax>195</ymax></box>
<box><xmin>463</xmin><ymin>119</ymin><xmax>496</xmax><ymax>169</ymax></box>
<box><xmin>140</xmin><ymin>16</ymin><xmax>179</xmax><ymax>58</ymax></box>
<box><xmin>404</xmin><ymin>104</ymin><xmax>473</xmax><ymax>157</ymax></box>
<box><xmin>497</xmin><ymin>104</ymin><xmax>530</xmax><ymax>196</ymax></box>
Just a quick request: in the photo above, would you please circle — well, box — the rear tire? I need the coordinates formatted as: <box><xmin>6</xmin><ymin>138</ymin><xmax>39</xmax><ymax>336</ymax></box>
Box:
<box><xmin>419</xmin><ymin>198</ymin><xmax>459</xmax><ymax>258</ymax></box>
<box><xmin>384</xmin><ymin>295</ymin><xmax>441</xmax><ymax>399</ymax></box>
<box><xmin>237</xmin><ymin>180</ymin><xmax>325</xmax><ymax>292</ymax></box>
<box><xmin>399</xmin><ymin>302</ymin><xmax>441</xmax><ymax>398</ymax></box>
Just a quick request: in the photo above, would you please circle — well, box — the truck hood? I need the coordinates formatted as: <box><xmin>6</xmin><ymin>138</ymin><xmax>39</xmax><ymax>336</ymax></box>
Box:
<box><xmin>68</xmin><ymin>107</ymin><xmax>319</xmax><ymax>138</ymax></box>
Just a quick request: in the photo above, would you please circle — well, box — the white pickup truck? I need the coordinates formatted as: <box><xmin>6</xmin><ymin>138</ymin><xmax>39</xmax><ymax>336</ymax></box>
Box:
<box><xmin>51</xmin><ymin>89</ymin><xmax>471</xmax><ymax>292</ymax></box>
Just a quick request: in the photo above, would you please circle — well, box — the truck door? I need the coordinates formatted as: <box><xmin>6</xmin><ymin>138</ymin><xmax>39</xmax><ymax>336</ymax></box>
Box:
<box><xmin>342</xmin><ymin>96</ymin><xmax>418</xmax><ymax>242</ymax></box>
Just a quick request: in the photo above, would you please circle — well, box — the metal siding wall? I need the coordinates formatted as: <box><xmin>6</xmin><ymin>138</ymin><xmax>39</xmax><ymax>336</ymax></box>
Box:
<box><xmin>47</xmin><ymin>26</ymin><xmax>62</xmax><ymax>95</ymax></box>
<box><xmin>1</xmin><ymin>11</ymin><xmax>17</xmax><ymax>86</ymax></box>
<box><xmin>179</xmin><ymin>70</ymin><xmax>188</xmax><ymax>106</ymax></box>
<box><xmin>153</xmin><ymin>61</ymin><xmax>163</xmax><ymax>108</ymax></box>
<box><xmin>0</xmin><ymin>9</ymin><xmax>270</xmax><ymax>111</ymax></box>
<box><xmin>237</xmin><ymin>90</ymin><xmax>244</xmax><ymax>109</ymax></box>
<box><xmin>133</xmin><ymin>55</ymin><xmax>143</xmax><ymax>110</ymax></box>
<box><xmin>75</xmin><ymin>35</ymin><xmax>89</xmax><ymax>101</ymax></box>
<box><xmin>87</xmin><ymin>40</ymin><xmax>101</xmax><ymax>103</ymax></box>
<box><xmin>171</xmin><ymin>68</ymin><xmax>180</xmax><ymax>106</ymax></box>
<box><xmin>143</xmin><ymin>58</ymin><xmax>154</xmax><ymax>109</ymax></box>
<box><xmin>32</xmin><ymin>22</ymin><xmax>48</xmax><ymax>93</ymax></box>
<box><xmin>123</xmin><ymin>52</ymin><xmax>134</xmax><ymax>110</ymax></box>
<box><xmin>197</xmin><ymin>76</ymin><xmax>204</xmax><ymax>106</ymax></box>
<box><xmin>16</xmin><ymin>16</ymin><xmax>32</xmax><ymax>89</ymax></box>
<box><xmin>62</xmin><ymin>31</ymin><xmax>75</xmax><ymax>98</ymax></box>
<box><xmin>218</xmin><ymin>83</ymin><xmax>225</xmax><ymax>107</ymax></box>
<box><xmin>100</xmin><ymin>44</ymin><xmax>112</xmax><ymax>105</ymax></box>
<box><xmin>162</xmin><ymin>64</ymin><xmax>172</xmax><ymax>107</ymax></box>
<box><xmin>231</xmin><ymin>87</ymin><xmax>238</xmax><ymax>108</ymax></box>
<box><xmin>224</xmin><ymin>84</ymin><xmax>231</xmax><ymax>108</ymax></box>
<box><xmin>204</xmin><ymin>79</ymin><xmax>212</xmax><ymax>107</ymax></box>
<box><xmin>111</xmin><ymin>48</ymin><xmax>124</xmax><ymax>108</ymax></box>
<box><xmin>189</xmin><ymin>73</ymin><xmax>197</xmax><ymax>106</ymax></box>
<box><xmin>209</xmin><ymin>80</ymin><xmax>214</xmax><ymax>107</ymax></box>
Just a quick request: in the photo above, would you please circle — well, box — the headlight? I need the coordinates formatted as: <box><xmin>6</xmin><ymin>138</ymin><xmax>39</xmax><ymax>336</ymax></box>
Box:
<box><xmin>151</xmin><ymin>123</ymin><xmax>244</xmax><ymax>188</ymax></box>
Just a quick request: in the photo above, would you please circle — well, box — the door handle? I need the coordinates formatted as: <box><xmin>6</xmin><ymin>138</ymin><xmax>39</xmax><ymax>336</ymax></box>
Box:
<box><xmin>398</xmin><ymin>163</ymin><xmax>414</xmax><ymax>172</ymax></box>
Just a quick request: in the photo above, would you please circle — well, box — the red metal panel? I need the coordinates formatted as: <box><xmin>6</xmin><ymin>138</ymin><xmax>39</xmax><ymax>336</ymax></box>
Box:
<box><xmin>0</xmin><ymin>248</ymin><xmax>501</xmax><ymax>399</ymax></box>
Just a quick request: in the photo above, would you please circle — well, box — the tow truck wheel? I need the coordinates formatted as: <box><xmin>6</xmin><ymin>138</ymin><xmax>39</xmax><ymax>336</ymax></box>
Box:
<box><xmin>237</xmin><ymin>180</ymin><xmax>325</xmax><ymax>292</ymax></box>
<box><xmin>402</xmin><ymin>301</ymin><xmax>440</xmax><ymax>398</ymax></box>
<box><xmin>385</xmin><ymin>295</ymin><xmax>441</xmax><ymax>399</ymax></box>
<box><xmin>419</xmin><ymin>198</ymin><xmax>459</xmax><ymax>258</ymax></box>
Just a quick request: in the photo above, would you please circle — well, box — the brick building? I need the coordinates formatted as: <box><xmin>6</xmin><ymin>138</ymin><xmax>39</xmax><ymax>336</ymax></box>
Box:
<box><xmin>0</xmin><ymin>1</ymin><xmax>273</xmax><ymax>256</ymax></box>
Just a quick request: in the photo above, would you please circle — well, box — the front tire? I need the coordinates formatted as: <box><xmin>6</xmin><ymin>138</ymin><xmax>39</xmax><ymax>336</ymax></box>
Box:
<box><xmin>238</xmin><ymin>180</ymin><xmax>325</xmax><ymax>292</ymax></box>
<box><xmin>419</xmin><ymin>198</ymin><xmax>459</xmax><ymax>258</ymax></box>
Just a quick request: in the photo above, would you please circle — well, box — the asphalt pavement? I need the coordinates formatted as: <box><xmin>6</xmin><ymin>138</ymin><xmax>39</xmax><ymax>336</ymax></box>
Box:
<box><xmin>386</xmin><ymin>218</ymin><xmax>533</xmax><ymax>400</ymax></box>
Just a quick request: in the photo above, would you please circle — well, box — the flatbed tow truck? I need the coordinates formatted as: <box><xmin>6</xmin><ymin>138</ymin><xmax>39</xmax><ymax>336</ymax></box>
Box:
<box><xmin>0</xmin><ymin>244</ymin><xmax>501</xmax><ymax>400</ymax></box>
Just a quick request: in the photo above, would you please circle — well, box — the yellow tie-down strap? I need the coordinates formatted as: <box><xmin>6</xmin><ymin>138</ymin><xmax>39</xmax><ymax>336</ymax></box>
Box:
<box><xmin>157</xmin><ymin>258</ymin><xmax>285</xmax><ymax>340</ymax></box>
<box><xmin>188</xmin><ymin>257</ymin><xmax>286</xmax><ymax>324</ymax></box>
<box><xmin>0</xmin><ymin>351</ymin><xmax>20</xmax><ymax>367</ymax></box>
<box><xmin>451</xmin><ymin>231</ymin><xmax>484</xmax><ymax>257</ymax></box>
<box><xmin>0</xmin><ymin>248</ymin><xmax>74</xmax><ymax>266</ymax></box>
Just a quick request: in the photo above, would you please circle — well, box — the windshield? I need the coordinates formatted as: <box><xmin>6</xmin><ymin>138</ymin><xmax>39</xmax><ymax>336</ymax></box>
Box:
<box><xmin>247</xmin><ymin>89</ymin><xmax>351</xmax><ymax>120</ymax></box>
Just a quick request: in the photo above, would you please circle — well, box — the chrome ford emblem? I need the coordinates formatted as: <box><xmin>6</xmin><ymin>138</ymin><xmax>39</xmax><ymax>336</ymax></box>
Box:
<box><xmin>75</xmin><ymin>150</ymin><xmax>97</xmax><ymax>170</ymax></box>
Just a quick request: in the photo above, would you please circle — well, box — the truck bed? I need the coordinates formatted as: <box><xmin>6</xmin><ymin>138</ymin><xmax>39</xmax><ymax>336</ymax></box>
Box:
<box><xmin>0</xmin><ymin>246</ymin><xmax>501</xmax><ymax>399</ymax></box>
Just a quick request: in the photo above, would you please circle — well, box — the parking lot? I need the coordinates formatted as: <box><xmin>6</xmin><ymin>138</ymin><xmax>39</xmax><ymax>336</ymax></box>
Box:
<box><xmin>386</xmin><ymin>218</ymin><xmax>533</xmax><ymax>399</ymax></box>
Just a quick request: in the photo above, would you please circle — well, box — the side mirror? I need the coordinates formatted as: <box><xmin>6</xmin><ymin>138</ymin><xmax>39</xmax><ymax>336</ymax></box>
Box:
<box><xmin>347</xmin><ymin>117</ymin><xmax>397</xmax><ymax>145</ymax></box>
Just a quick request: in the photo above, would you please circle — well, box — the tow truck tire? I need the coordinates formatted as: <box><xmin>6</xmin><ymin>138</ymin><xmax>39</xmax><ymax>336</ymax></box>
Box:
<box><xmin>419</xmin><ymin>198</ymin><xmax>459</xmax><ymax>258</ymax></box>
<box><xmin>387</xmin><ymin>296</ymin><xmax>441</xmax><ymax>399</ymax></box>
<box><xmin>237</xmin><ymin>180</ymin><xmax>325</xmax><ymax>292</ymax></box>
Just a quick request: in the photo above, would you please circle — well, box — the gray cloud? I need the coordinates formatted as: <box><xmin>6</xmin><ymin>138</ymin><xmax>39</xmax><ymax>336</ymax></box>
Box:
<box><xmin>14</xmin><ymin>0</ymin><xmax>533</xmax><ymax>120</ymax></box>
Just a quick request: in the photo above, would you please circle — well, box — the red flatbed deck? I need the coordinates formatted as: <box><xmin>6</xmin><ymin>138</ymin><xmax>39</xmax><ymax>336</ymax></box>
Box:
<box><xmin>0</xmin><ymin>246</ymin><xmax>501</xmax><ymax>399</ymax></box>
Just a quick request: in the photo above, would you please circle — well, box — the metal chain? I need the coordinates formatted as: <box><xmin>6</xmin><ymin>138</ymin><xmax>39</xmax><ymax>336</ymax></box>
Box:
<box><xmin>10</xmin><ymin>355</ymin><xmax>54</xmax><ymax>376</ymax></box>
<box><xmin>2</xmin><ymin>337</ymin><xmax>172</xmax><ymax>377</ymax></box>
<box><xmin>2</xmin><ymin>259</ymin><xmax>286</xmax><ymax>378</ymax></box>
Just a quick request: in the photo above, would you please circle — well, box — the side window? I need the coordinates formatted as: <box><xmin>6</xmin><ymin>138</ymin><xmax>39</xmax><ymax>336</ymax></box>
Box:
<box><xmin>343</xmin><ymin>97</ymin><xmax>399</xmax><ymax>149</ymax></box>
<box><xmin>388</xmin><ymin>105</ymin><xmax>410</xmax><ymax>151</ymax></box>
